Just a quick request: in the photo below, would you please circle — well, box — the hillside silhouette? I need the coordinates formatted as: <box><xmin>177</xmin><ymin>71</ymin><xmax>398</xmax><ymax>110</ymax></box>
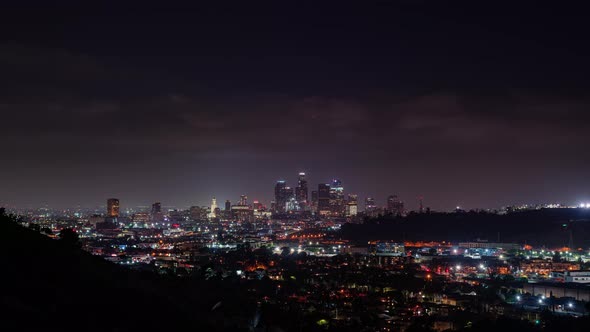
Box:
<box><xmin>0</xmin><ymin>208</ymin><xmax>248</xmax><ymax>331</ymax></box>
<box><xmin>343</xmin><ymin>208</ymin><xmax>590</xmax><ymax>247</ymax></box>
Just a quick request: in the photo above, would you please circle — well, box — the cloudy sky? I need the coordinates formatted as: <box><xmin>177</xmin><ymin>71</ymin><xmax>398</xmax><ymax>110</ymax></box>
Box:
<box><xmin>1</xmin><ymin>2</ymin><xmax>589</xmax><ymax>210</ymax></box>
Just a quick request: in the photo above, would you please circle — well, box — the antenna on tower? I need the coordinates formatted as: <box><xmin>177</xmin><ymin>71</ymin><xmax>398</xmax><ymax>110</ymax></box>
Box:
<box><xmin>418</xmin><ymin>196</ymin><xmax>424</xmax><ymax>213</ymax></box>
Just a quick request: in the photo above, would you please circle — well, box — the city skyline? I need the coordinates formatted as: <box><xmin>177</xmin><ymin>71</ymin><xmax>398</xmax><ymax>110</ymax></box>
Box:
<box><xmin>0</xmin><ymin>166</ymin><xmax>590</xmax><ymax>215</ymax></box>
<box><xmin>3</xmin><ymin>3</ymin><xmax>590</xmax><ymax>331</ymax></box>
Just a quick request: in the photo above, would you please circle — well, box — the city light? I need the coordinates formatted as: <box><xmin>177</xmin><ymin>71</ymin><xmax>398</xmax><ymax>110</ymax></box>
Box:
<box><xmin>4</xmin><ymin>5</ymin><xmax>590</xmax><ymax>331</ymax></box>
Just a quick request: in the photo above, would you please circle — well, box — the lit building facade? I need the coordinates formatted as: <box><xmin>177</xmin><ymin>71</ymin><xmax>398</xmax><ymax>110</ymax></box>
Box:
<box><xmin>346</xmin><ymin>194</ymin><xmax>358</xmax><ymax>216</ymax></box>
<box><xmin>107</xmin><ymin>198</ymin><xmax>120</xmax><ymax>218</ymax></box>
<box><xmin>295</xmin><ymin>172</ymin><xmax>309</xmax><ymax>211</ymax></box>
<box><xmin>329</xmin><ymin>179</ymin><xmax>345</xmax><ymax>216</ymax></box>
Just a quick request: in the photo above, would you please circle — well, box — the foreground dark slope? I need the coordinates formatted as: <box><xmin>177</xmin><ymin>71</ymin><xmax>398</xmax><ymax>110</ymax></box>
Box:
<box><xmin>0</xmin><ymin>212</ymin><xmax>217</xmax><ymax>331</ymax></box>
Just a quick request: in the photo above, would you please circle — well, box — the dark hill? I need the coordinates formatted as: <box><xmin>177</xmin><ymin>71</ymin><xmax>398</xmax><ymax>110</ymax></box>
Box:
<box><xmin>0</xmin><ymin>209</ymin><xmax>221</xmax><ymax>331</ymax></box>
<box><xmin>342</xmin><ymin>208</ymin><xmax>590</xmax><ymax>247</ymax></box>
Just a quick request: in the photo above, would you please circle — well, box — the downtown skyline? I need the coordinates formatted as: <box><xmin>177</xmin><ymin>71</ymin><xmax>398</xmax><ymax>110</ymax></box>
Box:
<box><xmin>3</xmin><ymin>168</ymin><xmax>588</xmax><ymax>213</ymax></box>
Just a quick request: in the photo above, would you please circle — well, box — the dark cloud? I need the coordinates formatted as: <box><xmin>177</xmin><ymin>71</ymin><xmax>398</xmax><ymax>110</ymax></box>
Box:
<box><xmin>1</xmin><ymin>3</ymin><xmax>589</xmax><ymax>209</ymax></box>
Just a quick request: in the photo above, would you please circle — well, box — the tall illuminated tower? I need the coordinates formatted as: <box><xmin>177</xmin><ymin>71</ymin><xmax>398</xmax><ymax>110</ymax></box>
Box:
<box><xmin>329</xmin><ymin>179</ymin><xmax>345</xmax><ymax>216</ymax></box>
<box><xmin>295</xmin><ymin>172</ymin><xmax>309</xmax><ymax>210</ymax></box>
<box><xmin>107</xmin><ymin>198</ymin><xmax>120</xmax><ymax>218</ymax></box>
<box><xmin>274</xmin><ymin>180</ymin><xmax>287</xmax><ymax>213</ymax></box>
<box><xmin>209</xmin><ymin>197</ymin><xmax>218</xmax><ymax>218</ymax></box>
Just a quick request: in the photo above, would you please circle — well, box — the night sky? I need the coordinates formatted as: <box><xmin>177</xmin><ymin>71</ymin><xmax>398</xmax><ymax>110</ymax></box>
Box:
<box><xmin>1</xmin><ymin>2</ymin><xmax>589</xmax><ymax>210</ymax></box>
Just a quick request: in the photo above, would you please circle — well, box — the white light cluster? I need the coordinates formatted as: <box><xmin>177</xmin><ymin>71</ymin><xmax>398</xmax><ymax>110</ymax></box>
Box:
<box><xmin>579</xmin><ymin>203</ymin><xmax>590</xmax><ymax>208</ymax></box>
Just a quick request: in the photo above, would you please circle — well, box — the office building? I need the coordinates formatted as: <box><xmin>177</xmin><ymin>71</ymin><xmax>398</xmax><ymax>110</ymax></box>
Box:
<box><xmin>274</xmin><ymin>181</ymin><xmax>287</xmax><ymax>213</ymax></box>
<box><xmin>329</xmin><ymin>179</ymin><xmax>345</xmax><ymax>216</ymax></box>
<box><xmin>107</xmin><ymin>198</ymin><xmax>120</xmax><ymax>218</ymax></box>
<box><xmin>209</xmin><ymin>197</ymin><xmax>218</xmax><ymax>218</ymax></box>
<box><xmin>311</xmin><ymin>190</ymin><xmax>318</xmax><ymax>213</ymax></box>
<box><xmin>295</xmin><ymin>172</ymin><xmax>309</xmax><ymax>210</ymax></box>
<box><xmin>239</xmin><ymin>195</ymin><xmax>248</xmax><ymax>206</ymax></box>
<box><xmin>346</xmin><ymin>194</ymin><xmax>358</xmax><ymax>217</ymax></box>
<box><xmin>318</xmin><ymin>183</ymin><xmax>331</xmax><ymax>216</ymax></box>
<box><xmin>387</xmin><ymin>195</ymin><xmax>404</xmax><ymax>216</ymax></box>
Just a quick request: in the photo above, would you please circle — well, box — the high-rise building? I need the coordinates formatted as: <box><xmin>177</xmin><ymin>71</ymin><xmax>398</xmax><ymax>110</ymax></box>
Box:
<box><xmin>107</xmin><ymin>198</ymin><xmax>120</xmax><ymax>218</ymax></box>
<box><xmin>318</xmin><ymin>183</ymin><xmax>331</xmax><ymax>216</ymax></box>
<box><xmin>365</xmin><ymin>197</ymin><xmax>376</xmax><ymax>211</ymax></box>
<box><xmin>311</xmin><ymin>190</ymin><xmax>318</xmax><ymax>213</ymax></box>
<box><xmin>239</xmin><ymin>195</ymin><xmax>248</xmax><ymax>206</ymax></box>
<box><xmin>151</xmin><ymin>202</ymin><xmax>164</xmax><ymax>222</ymax></box>
<box><xmin>151</xmin><ymin>202</ymin><xmax>162</xmax><ymax>214</ymax></box>
<box><xmin>274</xmin><ymin>180</ymin><xmax>287</xmax><ymax>213</ymax></box>
<box><xmin>346</xmin><ymin>194</ymin><xmax>358</xmax><ymax>217</ymax></box>
<box><xmin>295</xmin><ymin>172</ymin><xmax>309</xmax><ymax>210</ymax></box>
<box><xmin>387</xmin><ymin>195</ymin><xmax>404</xmax><ymax>216</ymax></box>
<box><xmin>283</xmin><ymin>187</ymin><xmax>296</xmax><ymax>211</ymax></box>
<box><xmin>365</xmin><ymin>197</ymin><xmax>379</xmax><ymax>217</ymax></box>
<box><xmin>209</xmin><ymin>197</ymin><xmax>218</xmax><ymax>218</ymax></box>
<box><xmin>225</xmin><ymin>200</ymin><xmax>231</xmax><ymax>211</ymax></box>
<box><xmin>329</xmin><ymin>179</ymin><xmax>345</xmax><ymax>216</ymax></box>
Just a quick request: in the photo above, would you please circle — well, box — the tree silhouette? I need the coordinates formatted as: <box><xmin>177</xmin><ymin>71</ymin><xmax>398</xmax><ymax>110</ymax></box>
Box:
<box><xmin>58</xmin><ymin>228</ymin><xmax>79</xmax><ymax>247</ymax></box>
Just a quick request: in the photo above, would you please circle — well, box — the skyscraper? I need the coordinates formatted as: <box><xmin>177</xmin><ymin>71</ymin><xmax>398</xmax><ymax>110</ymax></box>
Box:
<box><xmin>295</xmin><ymin>172</ymin><xmax>309</xmax><ymax>210</ymax></box>
<box><xmin>151</xmin><ymin>202</ymin><xmax>164</xmax><ymax>222</ymax></box>
<box><xmin>318</xmin><ymin>183</ymin><xmax>331</xmax><ymax>216</ymax></box>
<box><xmin>283</xmin><ymin>187</ymin><xmax>295</xmax><ymax>211</ymax></box>
<box><xmin>239</xmin><ymin>195</ymin><xmax>248</xmax><ymax>206</ymax></box>
<box><xmin>274</xmin><ymin>180</ymin><xmax>287</xmax><ymax>213</ymax></box>
<box><xmin>387</xmin><ymin>195</ymin><xmax>404</xmax><ymax>216</ymax></box>
<box><xmin>225</xmin><ymin>200</ymin><xmax>231</xmax><ymax>211</ymax></box>
<box><xmin>365</xmin><ymin>197</ymin><xmax>376</xmax><ymax>211</ymax></box>
<box><xmin>329</xmin><ymin>179</ymin><xmax>345</xmax><ymax>216</ymax></box>
<box><xmin>209</xmin><ymin>197</ymin><xmax>218</xmax><ymax>218</ymax></box>
<box><xmin>311</xmin><ymin>190</ymin><xmax>318</xmax><ymax>213</ymax></box>
<box><xmin>365</xmin><ymin>197</ymin><xmax>378</xmax><ymax>217</ymax></box>
<box><xmin>151</xmin><ymin>202</ymin><xmax>161</xmax><ymax>214</ymax></box>
<box><xmin>107</xmin><ymin>198</ymin><xmax>120</xmax><ymax>218</ymax></box>
<box><xmin>346</xmin><ymin>194</ymin><xmax>358</xmax><ymax>217</ymax></box>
